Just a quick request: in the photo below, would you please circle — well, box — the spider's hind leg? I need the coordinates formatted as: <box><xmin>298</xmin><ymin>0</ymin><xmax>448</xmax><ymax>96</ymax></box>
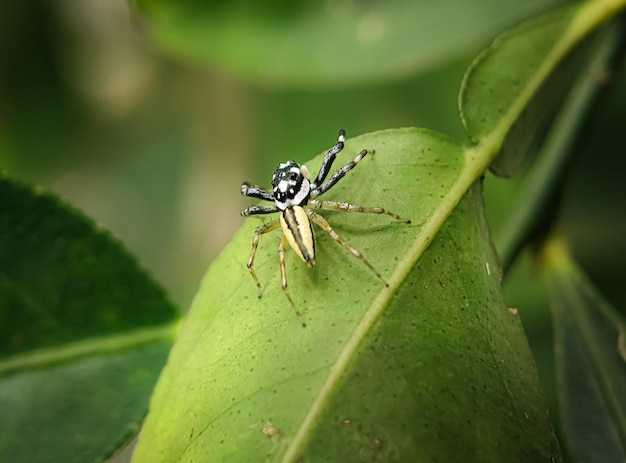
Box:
<box><xmin>278</xmin><ymin>235</ymin><xmax>307</xmax><ymax>327</ymax></box>
<box><xmin>307</xmin><ymin>210</ymin><xmax>388</xmax><ymax>286</ymax></box>
<box><xmin>246</xmin><ymin>219</ymin><xmax>281</xmax><ymax>298</ymax></box>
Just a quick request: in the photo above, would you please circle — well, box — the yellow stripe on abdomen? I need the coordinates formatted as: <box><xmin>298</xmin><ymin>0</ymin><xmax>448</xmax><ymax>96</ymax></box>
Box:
<box><xmin>280</xmin><ymin>206</ymin><xmax>316</xmax><ymax>266</ymax></box>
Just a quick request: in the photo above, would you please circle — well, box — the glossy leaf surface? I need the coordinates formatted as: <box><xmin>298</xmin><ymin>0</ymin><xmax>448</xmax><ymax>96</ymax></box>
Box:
<box><xmin>133</xmin><ymin>0</ymin><xmax>626</xmax><ymax>461</ymax></box>
<box><xmin>133</xmin><ymin>129</ymin><xmax>556</xmax><ymax>461</ymax></box>
<box><xmin>459</xmin><ymin>0</ymin><xmax>625</xmax><ymax>176</ymax></box>
<box><xmin>0</xmin><ymin>176</ymin><xmax>180</xmax><ymax>463</ymax></box>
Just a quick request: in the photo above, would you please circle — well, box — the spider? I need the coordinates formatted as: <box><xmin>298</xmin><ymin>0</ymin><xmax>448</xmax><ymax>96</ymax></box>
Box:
<box><xmin>240</xmin><ymin>130</ymin><xmax>410</xmax><ymax>326</ymax></box>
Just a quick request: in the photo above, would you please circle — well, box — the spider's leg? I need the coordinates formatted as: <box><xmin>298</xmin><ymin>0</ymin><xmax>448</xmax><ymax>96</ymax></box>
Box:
<box><xmin>313</xmin><ymin>149</ymin><xmax>368</xmax><ymax>197</ymax></box>
<box><xmin>241</xmin><ymin>182</ymin><xmax>275</xmax><ymax>202</ymax></box>
<box><xmin>278</xmin><ymin>235</ymin><xmax>307</xmax><ymax>327</ymax></box>
<box><xmin>312</xmin><ymin>129</ymin><xmax>346</xmax><ymax>188</ymax></box>
<box><xmin>307</xmin><ymin>210</ymin><xmax>388</xmax><ymax>286</ymax></box>
<box><xmin>241</xmin><ymin>205</ymin><xmax>280</xmax><ymax>217</ymax></box>
<box><xmin>309</xmin><ymin>199</ymin><xmax>411</xmax><ymax>223</ymax></box>
<box><xmin>247</xmin><ymin>219</ymin><xmax>281</xmax><ymax>298</ymax></box>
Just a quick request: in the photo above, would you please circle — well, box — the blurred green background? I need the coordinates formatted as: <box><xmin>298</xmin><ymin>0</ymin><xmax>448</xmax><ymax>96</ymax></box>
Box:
<box><xmin>1</xmin><ymin>0</ymin><xmax>473</xmax><ymax>310</ymax></box>
<box><xmin>1</xmin><ymin>1</ymin><xmax>625</xmax><ymax>456</ymax></box>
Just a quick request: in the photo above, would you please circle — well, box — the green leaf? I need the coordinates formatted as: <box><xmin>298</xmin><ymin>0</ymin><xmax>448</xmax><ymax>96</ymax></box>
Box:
<box><xmin>0</xmin><ymin>175</ymin><xmax>180</xmax><ymax>463</ymax></box>
<box><xmin>133</xmin><ymin>0</ymin><xmax>626</xmax><ymax>460</ymax></box>
<box><xmin>133</xmin><ymin>0</ymin><xmax>563</xmax><ymax>88</ymax></box>
<box><xmin>459</xmin><ymin>0</ymin><xmax>626</xmax><ymax>176</ymax></box>
<box><xmin>543</xmin><ymin>236</ymin><xmax>626</xmax><ymax>462</ymax></box>
<box><xmin>133</xmin><ymin>129</ymin><xmax>557</xmax><ymax>462</ymax></box>
<box><xmin>494</xmin><ymin>21</ymin><xmax>626</xmax><ymax>269</ymax></box>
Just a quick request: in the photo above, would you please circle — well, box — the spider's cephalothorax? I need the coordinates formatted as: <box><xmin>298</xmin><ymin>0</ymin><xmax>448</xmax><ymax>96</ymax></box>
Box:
<box><xmin>271</xmin><ymin>160</ymin><xmax>311</xmax><ymax>210</ymax></box>
<box><xmin>240</xmin><ymin>130</ymin><xmax>410</xmax><ymax>326</ymax></box>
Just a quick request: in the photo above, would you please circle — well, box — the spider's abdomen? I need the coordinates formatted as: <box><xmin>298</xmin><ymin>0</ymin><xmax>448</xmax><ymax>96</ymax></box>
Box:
<box><xmin>272</xmin><ymin>161</ymin><xmax>310</xmax><ymax>210</ymax></box>
<box><xmin>280</xmin><ymin>206</ymin><xmax>315</xmax><ymax>266</ymax></box>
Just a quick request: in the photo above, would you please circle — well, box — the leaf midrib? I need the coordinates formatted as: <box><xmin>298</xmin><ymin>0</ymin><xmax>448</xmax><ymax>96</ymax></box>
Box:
<box><xmin>281</xmin><ymin>150</ymin><xmax>485</xmax><ymax>461</ymax></box>
<box><xmin>0</xmin><ymin>321</ymin><xmax>180</xmax><ymax>376</ymax></box>
<box><xmin>281</xmin><ymin>0</ymin><xmax>625</xmax><ymax>458</ymax></box>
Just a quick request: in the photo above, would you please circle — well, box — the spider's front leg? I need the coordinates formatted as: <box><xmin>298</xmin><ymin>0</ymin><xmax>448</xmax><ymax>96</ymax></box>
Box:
<box><xmin>246</xmin><ymin>219</ymin><xmax>281</xmax><ymax>298</ymax></box>
<box><xmin>241</xmin><ymin>182</ymin><xmax>275</xmax><ymax>202</ymax></box>
<box><xmin>240</xmin><ymin>182</ymin><xmax>280</xmax><ymax>216</ymax></box>
<box><xmin>313</xmin><ymin>149</ymin><xmax>369</xmax><ymax>197</ymax></box>
<box><xmin>241</xmin><ymin>205</ymin><xmax>280</xmax><ymax>217</ymax></box>
<box><xmin>311</xmin><ymin>129</ymin><xmax>346</xmax><ymax>188</ymax></box>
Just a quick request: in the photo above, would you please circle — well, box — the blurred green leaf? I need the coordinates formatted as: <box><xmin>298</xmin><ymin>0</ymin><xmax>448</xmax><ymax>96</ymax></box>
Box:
<box><xmin>493</xmin><ymin>22</ymin><xmax>626</xmax><ymax>269</ymax></box>
<box><xmin>133</xmin><ymin>129</ymin><xmax>558</xmax><ymax>462</ymax></box>
<box><xmin>543</xmin><ymin>235</ymin><xmax>626</xmax><ymax>462</ymax></box>
<box><xmin>459</xmin><ymin>0</ymin><xmax>625</xmax><ymax>177</ymax></box>
<box><xmin>0</xmin><ymin>175</ymin><xmax>180</xmax><ymax>463</ymax></box>
<box><xmin>133</xmin><ymin>0</ymin><xmax>564</xmax><ymax>88</ymax></box>
<box><xmin>132</xmin><ymin>1</ymin><xmax>626</xmax><ymax>459</ymax></box>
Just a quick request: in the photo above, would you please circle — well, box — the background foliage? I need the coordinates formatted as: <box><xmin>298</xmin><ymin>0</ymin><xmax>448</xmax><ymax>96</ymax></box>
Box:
<box><xmin>1</xmin><ymin>0</ymin><xmax>625</xmax><ymax>461</ymax></box>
